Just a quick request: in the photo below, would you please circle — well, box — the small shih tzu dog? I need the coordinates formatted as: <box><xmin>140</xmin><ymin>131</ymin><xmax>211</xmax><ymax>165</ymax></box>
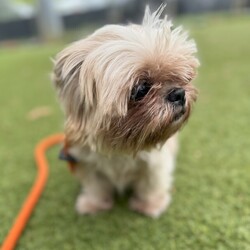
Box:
<box><xmin>52</xmin><ymin>6</ymin><xmax>199</xmax><ymax>218</ymax></box>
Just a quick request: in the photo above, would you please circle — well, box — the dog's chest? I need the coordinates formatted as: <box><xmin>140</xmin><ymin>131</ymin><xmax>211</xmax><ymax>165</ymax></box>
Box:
<box><xmin>69</xmin><ymin>146</ymin><xmax>147</xmax><ymax>191</ymax></box>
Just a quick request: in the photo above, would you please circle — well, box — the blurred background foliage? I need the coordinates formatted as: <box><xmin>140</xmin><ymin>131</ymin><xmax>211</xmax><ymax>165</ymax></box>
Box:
<box><xmin>0</xmin><ymin>0</ymin><xmax>250</xmax><ymax>41</ymax></box>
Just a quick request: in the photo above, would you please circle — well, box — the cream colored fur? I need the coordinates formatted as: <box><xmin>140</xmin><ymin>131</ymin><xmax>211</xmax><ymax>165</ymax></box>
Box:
<box><xmin>70</xmin><ymin>134</ymin><xmax>178</xmax><ymax>217</ymax></box>
<box><xmin>52</xmin><ymin>6</ymin><xmax>199</xmax><ymax>217</ymax></box>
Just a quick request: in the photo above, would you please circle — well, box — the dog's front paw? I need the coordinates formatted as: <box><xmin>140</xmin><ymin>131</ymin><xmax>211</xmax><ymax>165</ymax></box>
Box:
<box><xmin>75</xmin><ymin>194</ymin><xmax>113</xmax><ymax>215</ymax></box>
<box><xmin>129</xmin><ymin>193</ymin><xmax>171</xmax><ymax>218</ymax></box>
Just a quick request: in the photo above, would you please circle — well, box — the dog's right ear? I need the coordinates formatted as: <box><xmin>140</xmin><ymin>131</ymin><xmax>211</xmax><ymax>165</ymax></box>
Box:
<box><xmin>52</xmin><ymin>36</ymin><xmax>109</xmax><ymax>146</ymax></box>
<box><xmin>52</xmin><ymin>38</ymin><xmax>93</xmax><ymax>113</ymax></box>
<box><xmin>52</xmin><ymin>37</ymin><xmax>104</xmax><ymax>144</ymax></box>
<box><xmin>52</xmin><ymin>26</ymin><xmax>124</xmax><ymax>116</ymax></box>
<box><xmin>52</xmin><ymin>27</ymin><xmax>124</xmax><ymax>144</ymax></box>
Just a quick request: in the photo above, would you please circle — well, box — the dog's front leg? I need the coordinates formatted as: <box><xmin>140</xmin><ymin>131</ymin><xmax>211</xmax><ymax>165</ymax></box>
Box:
<box><xmin>130</xmin><ymin>145</ymin><xmax>176</xmax><ymax>218</ymax></box>
<box><xmin>130</xmin><ymin>167</ymin><xmax>173</xmax><ymax>218</ymax></box>
<box><xmin>74</xmin><ymin>165</ymin><xmax>114</xmax><ymax>215</ymax></box>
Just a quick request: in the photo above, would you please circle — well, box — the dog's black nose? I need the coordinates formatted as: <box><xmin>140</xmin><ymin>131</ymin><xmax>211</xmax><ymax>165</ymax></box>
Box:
<box><xmin>166</xmin><ymin>88</ymin><xmax>186</xmax><ymax>106</ymax></box>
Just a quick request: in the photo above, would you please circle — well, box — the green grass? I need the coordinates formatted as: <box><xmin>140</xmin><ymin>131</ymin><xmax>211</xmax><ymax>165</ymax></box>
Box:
<box><xmin>1</xmin><ymin>14</ymin><xmax>250</xmax><ymax>250</ymax></box>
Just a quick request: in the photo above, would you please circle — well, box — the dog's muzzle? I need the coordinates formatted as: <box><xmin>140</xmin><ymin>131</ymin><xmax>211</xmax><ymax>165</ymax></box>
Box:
<box><xmin>166</xmin><ymin>88</ymin><xmax>187</xmax><ymax>121</ymax></box>
<box><xmin>166</xmin><ymin>88</ymin><xmax>186</xmax><ymax>106</ymax></box>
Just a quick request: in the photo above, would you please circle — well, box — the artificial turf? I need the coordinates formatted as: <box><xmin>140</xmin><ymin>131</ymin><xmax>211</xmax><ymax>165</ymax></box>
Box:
<box><xmin>1</xmin><ymin>13</ymin><xmax>250</xmax><ymax>250</ymax></box>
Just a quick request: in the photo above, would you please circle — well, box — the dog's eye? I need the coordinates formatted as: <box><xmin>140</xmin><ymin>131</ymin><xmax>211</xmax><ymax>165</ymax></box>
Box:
<box><xmin>130</xmin><ymin>80</ymin><xmax>151</xmax><ymax>101</ymax></box>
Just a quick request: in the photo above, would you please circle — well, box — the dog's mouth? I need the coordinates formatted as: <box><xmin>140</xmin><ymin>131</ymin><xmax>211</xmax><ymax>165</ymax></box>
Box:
<box><xmin>173</xmin><ymin>107</ymin><xmax>186</xmax><ymax>122</ymax></box>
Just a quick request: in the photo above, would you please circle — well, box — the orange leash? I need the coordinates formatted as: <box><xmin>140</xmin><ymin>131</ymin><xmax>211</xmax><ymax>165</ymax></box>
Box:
<box><xmin>1</xmin><ymin>134</ymin><xmax>65</xmax><ymax>250</ymax></box>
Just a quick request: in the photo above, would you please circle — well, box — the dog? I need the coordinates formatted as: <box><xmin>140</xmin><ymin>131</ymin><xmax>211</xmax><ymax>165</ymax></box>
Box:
<box><xmin>52</xmin><ymin>5</ymin><xmax>199</xmax><ymax>218</ymax></box>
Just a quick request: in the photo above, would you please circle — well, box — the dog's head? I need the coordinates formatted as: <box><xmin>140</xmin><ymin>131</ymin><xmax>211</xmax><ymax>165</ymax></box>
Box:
<box><xmin>52</xmin><ymin>6</ymin><xmax>199</xmax><ymax>153</ymax></box>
